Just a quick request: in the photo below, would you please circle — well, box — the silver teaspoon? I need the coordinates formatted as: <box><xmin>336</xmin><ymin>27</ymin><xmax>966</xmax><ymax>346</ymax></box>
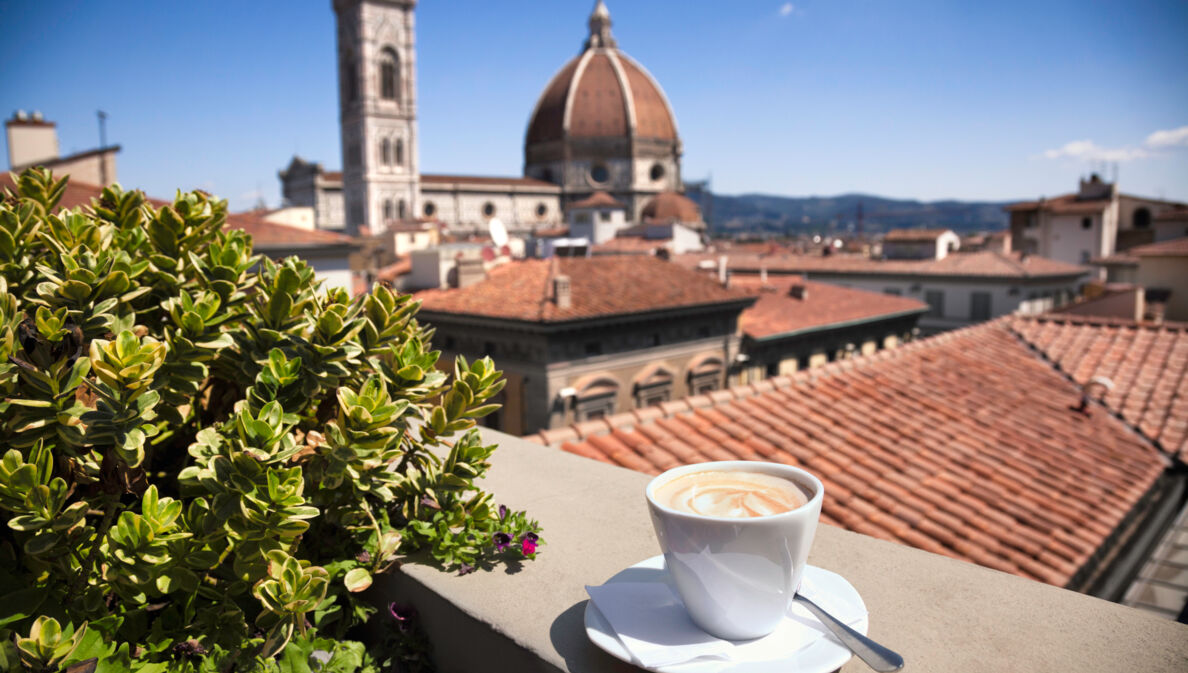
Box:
<box><xmin>793</xmin><ymin>594</ymin><xmax>904</xmax><ymax>672</ymax></box>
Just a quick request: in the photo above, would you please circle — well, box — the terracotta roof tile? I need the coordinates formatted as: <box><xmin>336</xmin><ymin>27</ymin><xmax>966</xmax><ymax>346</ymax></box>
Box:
<box><xmin>419</xmin><ymin>173</ymin><xmax>558</xmax><ymax>189</ymax></box>
<box><xmin>732</xmin><ymin>275</ymin><xmax>928</xmax><ymax>340</ymax></box>
<box><xmin>884</xmin><ymin>228</ymin><xmax>951</xmax><ymax>242</ymax></box>
<box><xmin>545</xmin><ymin>319</ymin><xmax>1167</xmax><ymax>587</ymax></box>
<box><xmin>568</xmin><ymin>190</ymin><xmax>625</xmax><ymax>210</ymax></box>
<box><xmin>415</xmin><ymin>256</ymin><xmax>753</xmax><ymax>324</ymax></box>
<box><xmin>1126</xmin><ymin>236</ymin><xmax>1188</xmax><ymax>257</ymax></box>
<box><xmin>1010</xmin><ymin>314</ymin><xmax>1188</xmax><ymax>460</ymax></box>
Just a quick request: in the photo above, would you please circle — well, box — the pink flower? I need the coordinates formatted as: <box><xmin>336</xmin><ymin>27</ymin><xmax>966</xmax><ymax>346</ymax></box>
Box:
<box><xmin>520</xmin><ymin>532</ymin><xmax>539</xmax><ymax>555</ymax></box>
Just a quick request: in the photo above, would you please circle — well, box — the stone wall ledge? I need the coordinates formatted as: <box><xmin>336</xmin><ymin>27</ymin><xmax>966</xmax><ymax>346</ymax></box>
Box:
<box><xmin>372</xmin><ymin>429</ymin><xmax>1188</xmax><ymax>672</ymax></box>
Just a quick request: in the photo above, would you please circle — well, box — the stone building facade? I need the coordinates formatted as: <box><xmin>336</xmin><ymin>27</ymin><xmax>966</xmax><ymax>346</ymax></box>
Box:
<box><xmin>278</xmin><ymin>157</ymin><xmax>345</xmax><ymax>230</ymax></box>
<box><xmin>414</xmin><ymin>257</ymin><xmax>754</xmax><ymax>435</ymax></box>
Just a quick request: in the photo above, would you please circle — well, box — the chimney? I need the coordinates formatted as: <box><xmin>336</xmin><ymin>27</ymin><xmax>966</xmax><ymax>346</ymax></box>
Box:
<box><xmin>789</xmin><ymin>282</ymin><xmax>808</xmax><ymax>300</ymax></box>
<box><xmin>717</xmin><ymin>255</ymin><xmax>727</xmax><ymax>284</ymax></box>
<box><xmin>1144</xmin><ymin>288</ymin><xmax>1170</xmax><ymax>324</ymax></box>
<box><xmin>760</xmin><ymin>265</ymin><xmax>768</xmax><ymax>284</ymax></box>
<box><xmin>453</xmin><ymin>257</ymin><xmax>486</xmax><ymax>289</ymax></box>
<box><xmin>553</xmin><ymin>274</ymin><xmax>572</xmax><ymax>309</ymax></box>
<box><xmin>6</xmin><ymin>110</ymin><xmax>59</xmax><ymax>169</ymax></box>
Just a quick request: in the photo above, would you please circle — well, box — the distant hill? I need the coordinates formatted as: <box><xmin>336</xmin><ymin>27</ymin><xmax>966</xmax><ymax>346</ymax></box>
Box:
<box><xmin>686</xmin><ymin>190</ymin><xmax>1010</xmax><ymax>236</ymax></box>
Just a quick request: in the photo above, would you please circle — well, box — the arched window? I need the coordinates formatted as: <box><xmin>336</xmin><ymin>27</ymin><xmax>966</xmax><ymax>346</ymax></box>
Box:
<box><xmin>1134</xmin><ymin>208</ymin><xmax>1151</xmax><ymax>229</ymax></box>
<box><xmin>687</xmin><ymin>354</ymin><xmax>724</xmax><ymax>395</ymax></box>
<box><xmin>379</xmin><ymin>47</ymin><xmax>400</xmax><ymax>101</ymax></box>
<box><xmin>380</xmin><ymin>139</ymin><xmax>391</xmax><ymax>166</ymax></box>
<box><xmin>383</xmin><ymin>199</ymin><xmax>393</xmax><ymax>221</ymax></box>
<box><xmin>398</xmin><ymin>199</ymin><xmax>407</xmax><ymax>220</ymax></box>
<box><xmin>342</xmin><ymin>54</ymin><xmax>358</xmax><ymax>103</ymax></box>
<box><xmin>633</xmin><ymin>364</ymin><xmax>674</xmax><ymax>408</ymax></box>
<box><xmin>395</xmin><ymin>139</ymin><xmax>404</xmax><ymax>166</ymax></box>
<box><xmin>572</xmin><ymin>374</ymin><xmax>620</xmax><ymax>421</ymax></box>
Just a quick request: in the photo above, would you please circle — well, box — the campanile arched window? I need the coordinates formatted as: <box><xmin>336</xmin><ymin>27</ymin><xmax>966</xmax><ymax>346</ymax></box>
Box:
<box><xmin>379</xmin><ymin>47</ymin><xmax>400</xmax><ymax>102</ymax></box>
<box><xmin>395</xmin><ymin>139</ymin><xmax>404</xmax><ymax>166</ymax></box>
<box><xmin>380</xmin><ymin>138</ymin><xmax>391</xmax><ymax>166</ymax></box>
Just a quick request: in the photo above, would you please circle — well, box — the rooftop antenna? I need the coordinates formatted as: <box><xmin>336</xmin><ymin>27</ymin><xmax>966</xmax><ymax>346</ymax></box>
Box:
<box><xmin>488</xmin><ymin>217</ymin><xmax>509</xmax><ymax>249</ymax></box>
<box><xmin>96</xmin><ymin>110</ymin><xmax>109</xmax><ymax>185</ymax></box>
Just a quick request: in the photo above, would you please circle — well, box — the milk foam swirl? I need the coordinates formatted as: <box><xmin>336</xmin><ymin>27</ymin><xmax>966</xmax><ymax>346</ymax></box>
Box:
<box><xmin>655</xmin><ymin>470</ymin><xmax>808</xmax><ymax>518</ymax></box>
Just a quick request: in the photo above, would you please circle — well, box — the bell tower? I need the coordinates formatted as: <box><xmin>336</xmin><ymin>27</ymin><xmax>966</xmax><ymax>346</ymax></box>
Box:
<box><xmin>334</xmin><ymin>0</ymin><xmax>419</xmax><ymax>234</ymax></box>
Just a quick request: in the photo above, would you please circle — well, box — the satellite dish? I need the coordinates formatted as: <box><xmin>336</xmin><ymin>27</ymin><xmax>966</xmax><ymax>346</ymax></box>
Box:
<box><xmin>488</xmin><ymin>217</ymin><xmax>509</xmax><ymax>248</ymax></box>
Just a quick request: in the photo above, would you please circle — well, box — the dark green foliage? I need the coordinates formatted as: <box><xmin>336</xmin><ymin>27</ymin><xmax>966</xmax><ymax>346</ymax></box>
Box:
<box><xmin>0</xmin><ymin>169</ymin><xmax>540</xmax><ymax>671</ymax></box>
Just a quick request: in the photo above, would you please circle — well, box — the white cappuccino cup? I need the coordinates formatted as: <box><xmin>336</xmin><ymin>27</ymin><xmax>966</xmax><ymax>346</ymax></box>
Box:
<box><xmin>645</xmin><ymin>461</ymin><xmax>824</xmax><ymax>640</ymax></box>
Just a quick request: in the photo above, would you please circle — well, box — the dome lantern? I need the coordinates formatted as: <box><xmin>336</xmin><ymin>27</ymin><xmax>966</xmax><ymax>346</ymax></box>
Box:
<box><xmin>586</xmin><ymin>1</ymin><xmax>616</xmax><ymax>49</ymax></box>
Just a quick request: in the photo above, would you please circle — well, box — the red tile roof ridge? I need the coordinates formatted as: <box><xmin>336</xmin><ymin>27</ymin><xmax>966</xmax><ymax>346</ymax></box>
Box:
<box><xmin>1016</xmin><ymin>313</ymin><xmax>1188</xmax><ymax>333</ymax></box>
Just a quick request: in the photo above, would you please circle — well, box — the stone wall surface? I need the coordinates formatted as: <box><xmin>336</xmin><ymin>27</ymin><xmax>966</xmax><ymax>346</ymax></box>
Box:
<box><xmin>373</xmin><ymin>429</ymin><xmax>1188</xmax><ymax>673</ymax></box>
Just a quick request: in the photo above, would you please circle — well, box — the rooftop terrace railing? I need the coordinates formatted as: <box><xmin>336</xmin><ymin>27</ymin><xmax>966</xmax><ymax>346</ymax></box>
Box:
<box><xmin>373</xmin><ymin>428</ymin><xmax>1188</xmax><ymax>672</ymax></box>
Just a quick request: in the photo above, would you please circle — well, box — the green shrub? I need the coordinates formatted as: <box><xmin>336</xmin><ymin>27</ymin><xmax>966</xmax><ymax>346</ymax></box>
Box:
<box><xmin>0</xmin><ymin>169</ymin><xmax>541</xmax><ymax>672</ymax></box>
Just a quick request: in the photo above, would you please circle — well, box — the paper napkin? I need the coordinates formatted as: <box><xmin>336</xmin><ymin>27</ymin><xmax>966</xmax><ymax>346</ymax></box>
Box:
<box><xmin>585</xmin><ymin>570</ymin><xmax>867</xmax><ymax>670</ymax></box>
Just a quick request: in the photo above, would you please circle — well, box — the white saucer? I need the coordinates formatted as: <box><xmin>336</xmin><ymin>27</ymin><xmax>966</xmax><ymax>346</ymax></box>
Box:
<box><xmin>585</xmin><ymin>555</ymin><xmax>868</xmax><ymax>673</ymax></box>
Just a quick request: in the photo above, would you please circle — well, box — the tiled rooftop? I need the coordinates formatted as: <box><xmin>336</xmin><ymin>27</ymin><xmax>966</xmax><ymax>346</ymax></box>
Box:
<box><xmin>567</xmin><ymin>190</ymin><xmax>624</xmax><ymax>210</ymax></box>
<box><xmin>1004</xmin><ymin>193</ymin><xmax>1112</xmax><ymax>215</ymax></box>
<box><xmin>420</xmin><ymin>173</ymin><xmax>559</xmax><ymax>189</ymax></box>
<box><xmin>1126</xmin><ymin>236</ymin><xmax>1188</xmax><ymax>257</ymax></box>
<box><xmin>676</xmin><ymin>249</ymin><xmax>1088</xmax><ymax>279</ymax></box>
<box><xmin>731</xmin><ymin>275</ymin><xmax>928</xmax><ymax>339</ymax></box>
<box><xmin>415</xmin><ymin>256</ymin><xmax>754</xmax><ymax>323</ymax></box>
<box><xmin>591</xmin><ymin>236</ymin><xmax>667</xmax><ymax>255</ymax></box>
<box><xmin>529</xmin><ymin>317</ymin><xmax>1170</xmax><ymax>586</ymax></box>
<box><xmin>1011</xmin><ymin>314</ymin><xmax>1188</xmax><ymax>460</ymax></box>
<box><xmin>884</xmin><ymin>228</ymin><xmax>951</xmax><ymax>242</ymax></box>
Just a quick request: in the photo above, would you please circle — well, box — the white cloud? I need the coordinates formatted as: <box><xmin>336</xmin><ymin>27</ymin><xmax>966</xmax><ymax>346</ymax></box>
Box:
<box><xmin>779</xmin><ymin>3</ymin><xmax>797</xmax><ymax>17</ymax></box>
<box><xmin>1144</xmin><ymin>125</ymin><xmax>1188</xmax><ymax>149</ymax></box>
<box><xmin>1039</xmin><ymin>124</ymin><xmax>1188</xmax><ymax>164</ymax></box>
<box><xmin>1039</xmin><ymin>139</ymin><xmax>1148</xmax><ymax>162</ymax></box>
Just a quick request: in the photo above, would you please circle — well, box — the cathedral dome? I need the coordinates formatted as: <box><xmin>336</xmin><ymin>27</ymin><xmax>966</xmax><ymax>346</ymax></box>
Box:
<box><xmin>641</xmin><ymin>191</ymin><xmax>702</xmax><ymax>225</ymax></box>
<box><xmin>524</xmin><ymin>2</ymin><xmax>684</xmax><ymax>220</ymax></box>
<box><xmin>525</xmin><ymin>2</ymin><xmax>679</xmax><ymax>149</ymax></box>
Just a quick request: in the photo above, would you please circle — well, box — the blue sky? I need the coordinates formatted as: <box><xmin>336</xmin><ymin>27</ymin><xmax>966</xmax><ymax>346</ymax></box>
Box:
<box><xmin>2</xmin><ymin>0</ymin><xmax>1186</xmax><ymax>210</ymax></box>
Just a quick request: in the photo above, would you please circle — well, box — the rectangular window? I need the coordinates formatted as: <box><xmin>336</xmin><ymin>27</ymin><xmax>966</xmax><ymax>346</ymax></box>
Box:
<box><xmin>599</xmin><ymin>210</ymin><xmax>612</xmax><ymax>222</ymax></box>
<box><xmin>484</xmin><ymin>341</ymin><xmax>496</xmax><ymax>356</ymax></box>
<box><xmin>883</xmin><ymin>288</ymin><xmax>902</xmax><ymax>296</ymax></box>
<box><xmin>970</xmin><ymin>292</ymin><xmax>992</xmax><ymax>321</ymax></box>
<box><xmin>584</xmin><ymin>342</ymin><xmax>602</xmax><ymax>356</ymax></box>
<box><xmin>766</xmin><ymin>362</ymin><xmax>779</xmax><ymax>377</ymax></box>
<box><xmin>924</xmin><ymin>290</ymin><xmax>945</xmax><ymax>317</ymax></box>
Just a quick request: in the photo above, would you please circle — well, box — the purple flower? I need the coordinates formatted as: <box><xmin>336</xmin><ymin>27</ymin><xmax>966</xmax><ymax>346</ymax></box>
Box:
<box><xmin>493</xmin><ymin>532</ymin><xmax>511</xmax><ymax>552</ymax></box>
<box><xmin>498</xmin><ymin>505</ymin><xmax>508</xmax><ymax>520</ymax></box>
<box><xmin>458</xmin><ymin>563</ymin><xmax>475</xmax><ymax>575</ymax></box>
<box><xmin>520</xmin><ymin>532</ymin><xmax>539</xmax><ymax>555</ymax></box>
<box><xmin>388</xmin><ymin>602</ymin><xmax>416</xmax><ymax>624</ymax></box>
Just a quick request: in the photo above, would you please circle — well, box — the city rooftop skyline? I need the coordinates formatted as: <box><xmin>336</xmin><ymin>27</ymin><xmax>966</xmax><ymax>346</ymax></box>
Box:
<box><xmin>2</xmin><ymin>0</ymin><xmax>1186</xmax><ymax>211</ymax></box>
